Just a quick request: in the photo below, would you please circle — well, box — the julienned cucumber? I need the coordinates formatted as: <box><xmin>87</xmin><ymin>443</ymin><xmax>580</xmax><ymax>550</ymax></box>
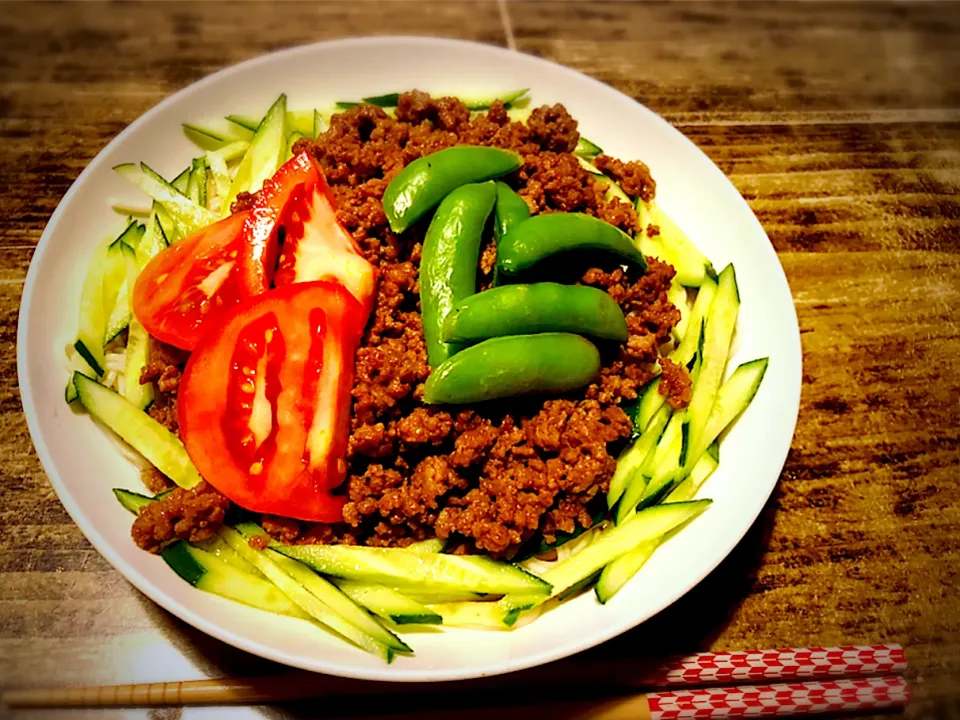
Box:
<box><xmin>74</xmin><ymin>237</ymin><xmax>110</xmax><ymax>376</ymax></box>
<box><xmin>574</xmin><ymin>136</ymin><xmax>603</xmax><ymax>158</ymax></box>
<box><xmin>274</xmin><ymin>543</ymin><xmax>550</xmax><ymax>596</ymax></box>
<box><xmin>112</xmin><ymin>488</ymin><xmax>165</xmax><ymax>514</ymax></box>
<box><xmin>498</xmin><ymin>500</ymin><xmax>712</xmax><ymax>624</ymax></box>
<box><xmin>635</xmin><ymin>199</ymin><xmax>715</xmax><ymax>287</ymax></box>
<box><xmin>632</xmin><ymin>280</ymin><xmax>715</xmax><ymax>432</ymax></box>
<box><xmin>682</xmin><ymin>264</ymin><xmax>740</xmax><ymax>467</ymax></box>
<box><xmin>222</xmin><ymin>95</ymin><xmax>287</xmax><ymax>216</ymax></box>
<box><xmin>225</xmin><ymin>109</ymin><xmax>314</xmax><ymax>137</ymax></box>
<box><xmin>113</xmin><ymin>163</ymin><xmax>216</xmax><ymax>237</ymax></box>
<box><xmin>73</xmin><ymin>373</ymin><xmax>201</xmax><ymax>489</ymax></box>
<box><xmin>594</xmin><ymin>540</ymin><xmax>658</xmax><ymax>604</ymax></box>
<box><xmin>350</xmin><ymin>89</ymin><xmax>529</xmax><ymax>111</ymax></box>
<box><xmin>607</xmin><ymin>403</ymin><xmax>670</xmax><ymax>512</ymax></box>
<box><xmin>181</xmin><ymin>121</ymin><xmax>253</xmax><ymax>151</ymax></box>
<box><xmin>161</xmin><ymin>542</ymin><xmax>309</xmax><ymax>620</ymax></box>
<box><xmin>219</xmin><ymin>527</ymin><xmax>407</xmax><ymax>661</ymax></box>
<box><xmin>427</xmin><ymin>601</ymin><xmax>528</xmax><ymax>630</ymax></box>
<box><xmin>665</xmin><ymin>443</ymin><xmax>719</xmax><ymax>503</ymax></box>
<box><xmin>234</xmin><ymin>524</ymin><xmax>413</xmax><ymax>651</ymax></box>
<box><xmin>681</xmin><ymin>357</ymin><xmax>768</xmax><ymax>477</ymax></box>
<box><xmin>333</xmin><ymin>579</ymin><xmax>442</xmax><ymax>625</ymax></box>
<box><xmin>405</xmin><ymin>538</ymin><xmax>446</xmax><ymax>554</ymax></box>
<box><xmin>597</xmin><ymin>476</ymin><xmax>716</xmax><ymax>603</ymax></box>
<box><xmin>615</xmin><ymin>406</ymin><xmax>677</xmax><ymax>525</ymax></box>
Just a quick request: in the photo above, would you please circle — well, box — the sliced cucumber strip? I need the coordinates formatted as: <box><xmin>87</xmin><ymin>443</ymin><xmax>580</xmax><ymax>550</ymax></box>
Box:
<box><xmin>223</xmin><ymin>95</ymin><xmax>287</xmax><ymax>216</ymax></box>
<box><xmin>361</xmin><ymin>92</ymin><xmax>400</xmax><ymax>107</ymax></box>
<box><xmin>205</xmin><ymin>150</ymin><xmax>231</xmax><ymax>213</ymax></box>
<box><xmin>120</xmin><ymin>244</ymin><xmax>154</xmax><ymax>410</ymax></box>
<box><xmin>219</xmin><ymin>527</ymin><xmax>404</xmax><ymax>661</ymax></box>
<box><xmin>112</xmin><ymin>488</ymin><xmax>157</xmax><ymax>515</ymax></box>
<box><xmin>182</xmin><ymin>122</ymin><xmax>253</xmax><ymax>151</ymax></box>
<box><xmin>557</xmin><ymin>570</ymin><xmax>601</xmax><ymax>602</ymax></box>
<box><xmin>186</xmin><ymin>157</ymin><xmax>207</xmax><ymax>208</ymax></box>
<box><xmin>114</xmin><ymin>163</ymin><xmax>216</xmax><ymax>237</ymax></box>
<box><xmin>608</xmin><ymin>403</ymin><xmax>671</xmax><ymax>511</ymax></box>
<box><xmin>228</xmin><ymin>110</ymin><xmax>317</xmax><ymax>136</ymax></box>
<box><xmin>506</xmin><ymin>107</ymin><xmax>532</xmax><ymax>123</ymax></box>
<box><xmin>405</xmin><ymin>538</ymin><xmax>446</xmax><ymax>554</ymax></box>
<box><xmin>681</xmin><ymin>357</ymin><xmax>768</xmax><ymax>478</ymax></box>
<box><xmin>396</xmin><ymin>589</ymin><xmax>485</xmax><ymax>604</ymax></box>
<box><xmin>236</xmin><ymin>524</ymin><xmax>411</xmax><ymax>652</ymax></box>
<box><xmin>702</xmin><ymin>358</ymin><xmax>768</xmax><ymax>449</ymax></box>
<box><xmin>499</xmin><ymin>500</ymin><xmax>711</xmax><ymax>623</ymax></box>
<box><xmin>427</xmin><ymin>601</ymin><xmax>517</xmax><ymax>629</ymax></box>
<box><xmin>636</xmin><ymin>199</ymin><xmax>715</xmax><ymax>287</ymax></box>
<box><xmin>665</xmin><ymin>446</ymin><xmax>719</xmax><ymax>503</ymax></box>
<box><xmin>225</xmin><ymin>114</ymin><xmax>259</xmax><ymax>133</ymax></box>
<box><xmin>637</xmin><ymin>411</ymin><xmax>686</xmax><ymax>509</ymax></box>
<box><xmin>74</xmin><ymin>236</ymin><xmax>111</xmax><ymax>376</ymax></box>
<box><xmin>334</xmin><ymin>579</ymin><xmax>442</xmax><ymax>625</ymax></box>
<box><xmin>594</xmin><ymin>173</ymin><xmax>632</xmax><ymax>205</ymax></box>
<box><xmin>274</xmin><ymin>543</ymin><xmax>550</xmax><ymax>595</ymax></box>
<box><xmin>170</xmin><ymin>167</ymin><xmax>191</xmax><ymax>195</ymax></box>
<box><xmin>672</xmin><ymin>276</ymin><xmax>717</xmax><ymax>368</ymax></box>
<box><xmin>576</xmin><ymin>155</ymin><xmax>603</xmax><ymax>176</ymax></box>
<box><xmin>595</xmin><ymin>540</ymin><xmax>658</xmax><ymax>604</ymax></box>
<box><xmin>618</xmin><ymin>409</ymin><xmax>686</xmax><ymax>520</ymax></box>
<box><xmin>313</xmin><ymin>109</ymin><xmax>327</xmax><ymax>138</ymax></box>
<box><xmin>682</xmin><ymin>264</ymin><xmax>740</xmax><ymax>467</ymax></box>
<box><xmin>463</xmin><ymin>88</ymin><xmax>529</xmax><ymax>110</ymax></box>
<box><xmin>209</xmin><ymin>140</ymin><xmax>251</xmax><ymax>165</ymax></box>
<box><xmin>668</xmin><ymin>280</ymin><xmax>690</xmax><ymax>342</ymax></box>
<box><xmin>102</xmin><ymin>224</ymin><xmax>140</xmax><ymax>344</ymax></box>
<box><xmin>73</xmin><ymin>373</ymin><xmax>201</xmax><ymax>488</ymax></box>
<box><xmin>633</xmin><ymin>281</ymin><xmax>716</xmax><ymax>432</ymax></box>
<box><xmin>286</xmin><ymin>110</ymin><xmax>313</xmax><ymax>137</ymax></box>
<box><xmin>162</xmin><ymin>541</ymin><xmax>308</xmax><ymax>619</ymax></box>
<box><xmin>136</xmin><ymin>203</ymin><xmax>170</xmax><ymax>267</ymax></box>
<box><xmin>574</xmin><ymin>136</ymin><xmax>603</xmax><ymax>158</ymax></box>
<box><xmin>192</xmin><ymin>535</ymin><xmax>259</xmax><ymax>574</ymax></box>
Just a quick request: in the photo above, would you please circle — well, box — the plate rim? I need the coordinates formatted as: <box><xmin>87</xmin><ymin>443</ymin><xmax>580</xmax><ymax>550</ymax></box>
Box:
<box><xmin>16</xmin><ymin>35</ymin><xmax>802</xmax><ymax>682</ymax></box>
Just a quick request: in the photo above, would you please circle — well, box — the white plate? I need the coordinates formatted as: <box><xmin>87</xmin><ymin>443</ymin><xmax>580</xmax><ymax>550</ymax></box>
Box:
<box><xmin>17</xmin><ymin>37</ymin><xmax>801</xmax><ymax>682</ymax></box>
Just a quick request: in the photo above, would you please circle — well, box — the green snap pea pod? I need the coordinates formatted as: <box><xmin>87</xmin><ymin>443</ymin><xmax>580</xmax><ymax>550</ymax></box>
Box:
<box><xmin>383</xmin><ymin>147</ymin><xmax>522</xmax><ymax>233</ymax></box>
<box><xmin>423</xmin><ymin>333</ymin><xmax>601</xmax><ymax>405</ymax></box>
<box><xmin>442</xmin><ymin>283</ymin><xmax>628</xmax><ymax>343</ymax></box>
<box><xmin>420</xmin><ymin>181</ymin><xmax>497</xmax><ymax>367</ymax></box>
<box><xmin>496</xmin><ymin>212</ymin><xmax>648</xmax><ymax>278</ymax></box>
<box><xmin>494</xmin><ymin>182</ymin><xmax>530</xmax><ymax>241</ymax></box>
<box><xmin>493</xmin><ymin>183</ymin><xmax>530</xmax><ymax>286</ymax></box>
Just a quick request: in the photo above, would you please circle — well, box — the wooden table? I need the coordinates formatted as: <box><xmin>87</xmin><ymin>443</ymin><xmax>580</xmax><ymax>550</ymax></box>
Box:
<box><xmin>2</xmin><ymin>2</ymin><xmax>958</xmax><ymax>718</ymax></box>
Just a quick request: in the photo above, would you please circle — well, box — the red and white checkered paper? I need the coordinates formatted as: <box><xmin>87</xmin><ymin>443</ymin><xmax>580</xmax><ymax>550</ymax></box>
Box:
<box><xmin>646</xmin><ymin>676</ymin><xmax>909</xmax><ymax>719</ymax></box>
<box><xmin>641</xmin><ymin>645</ymin><xmax>906</xmax><ymax>687</ymax></box>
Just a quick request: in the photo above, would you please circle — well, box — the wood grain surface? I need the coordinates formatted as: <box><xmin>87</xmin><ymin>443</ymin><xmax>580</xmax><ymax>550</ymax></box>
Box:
<box><xmin>2</xmin><ymin>1</ymin><xmax>959</xmax><ymax>718</ymax></box>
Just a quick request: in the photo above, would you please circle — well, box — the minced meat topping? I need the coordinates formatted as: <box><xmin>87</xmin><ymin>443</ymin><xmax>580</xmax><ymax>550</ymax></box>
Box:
<box><xmin>132</xmin><ymin>92</ymin><xmax>688</xmax><ymax>559</ymax></box>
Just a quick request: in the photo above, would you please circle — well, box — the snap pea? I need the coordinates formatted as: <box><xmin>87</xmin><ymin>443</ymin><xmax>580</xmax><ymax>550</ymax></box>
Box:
<box><xmin>496</xmin><ymin>212</ymin><xmax>648</xmax><ymax>278</ymax></box>
<box><xmin>442</xmin><ymin>283</ymin><xmax>627</xmax><ymax>343</ymax></box>
<box><xmin>423</xmin><ymin>333</ymin><xmax>601</xmax><ymax>405</ymax></box>
<box><xmin>420</xmin><ymin>181</ymin><xmax>497</xmax><ymax>367</ymax></box>
<box><xmin>383</xmin><ymin>147</ymin><xmax>522</xmax><ymax>233</ymax></box>
<box><xmin>494</xmin><ymin>182</ymin><xmax>530</xmax><ymax>242</ymax></box>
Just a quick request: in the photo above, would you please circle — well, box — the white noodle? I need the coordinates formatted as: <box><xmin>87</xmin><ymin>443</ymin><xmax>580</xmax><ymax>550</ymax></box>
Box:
<box><xmin>104</xmin><ymin>353</ymin><xmax>127</xmax><ymax>372</ymax></box>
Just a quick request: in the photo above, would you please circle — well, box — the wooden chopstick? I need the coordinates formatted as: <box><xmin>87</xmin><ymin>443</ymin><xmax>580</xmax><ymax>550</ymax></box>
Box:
<box><xmin>2</xmin><ymin>645</ymin><xmax>907</xmax><ymax>710</ymax></box>
<box><xmin>3</xmin><ymin>676</ymin><xmax>911</xmax><ymax>718</ymax></box>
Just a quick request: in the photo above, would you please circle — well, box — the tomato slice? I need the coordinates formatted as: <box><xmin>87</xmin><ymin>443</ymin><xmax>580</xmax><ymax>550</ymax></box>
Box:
<box><xmin>239</xmin><ymin>151</ymin><xmax>377</xmax><ymax>312</ymax></box>
<box><xmin>132</xmin><ymin>211</ymin><xmax>264</xmax><ymax>351</ymax></box>
<box><xmin>178</xmin><ymin>281</ymin><xmax>365</xmax><ymax>522</ymax></box>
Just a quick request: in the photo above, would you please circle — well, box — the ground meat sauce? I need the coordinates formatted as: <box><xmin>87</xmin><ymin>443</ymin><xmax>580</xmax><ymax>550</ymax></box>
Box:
<box><xmin>131</xmin><ymin>482</ymin><xmax>230</xmax><ymax>553</ymax></box>
<box><xmin>141</xmin><ymin>338</ymin><xmax>188</xmax><ymax>434</ymax></box>
<box><xmin>131</xmin><ymin>93</ymin><xmax>689</xmax><ymax>559</ymax></box>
